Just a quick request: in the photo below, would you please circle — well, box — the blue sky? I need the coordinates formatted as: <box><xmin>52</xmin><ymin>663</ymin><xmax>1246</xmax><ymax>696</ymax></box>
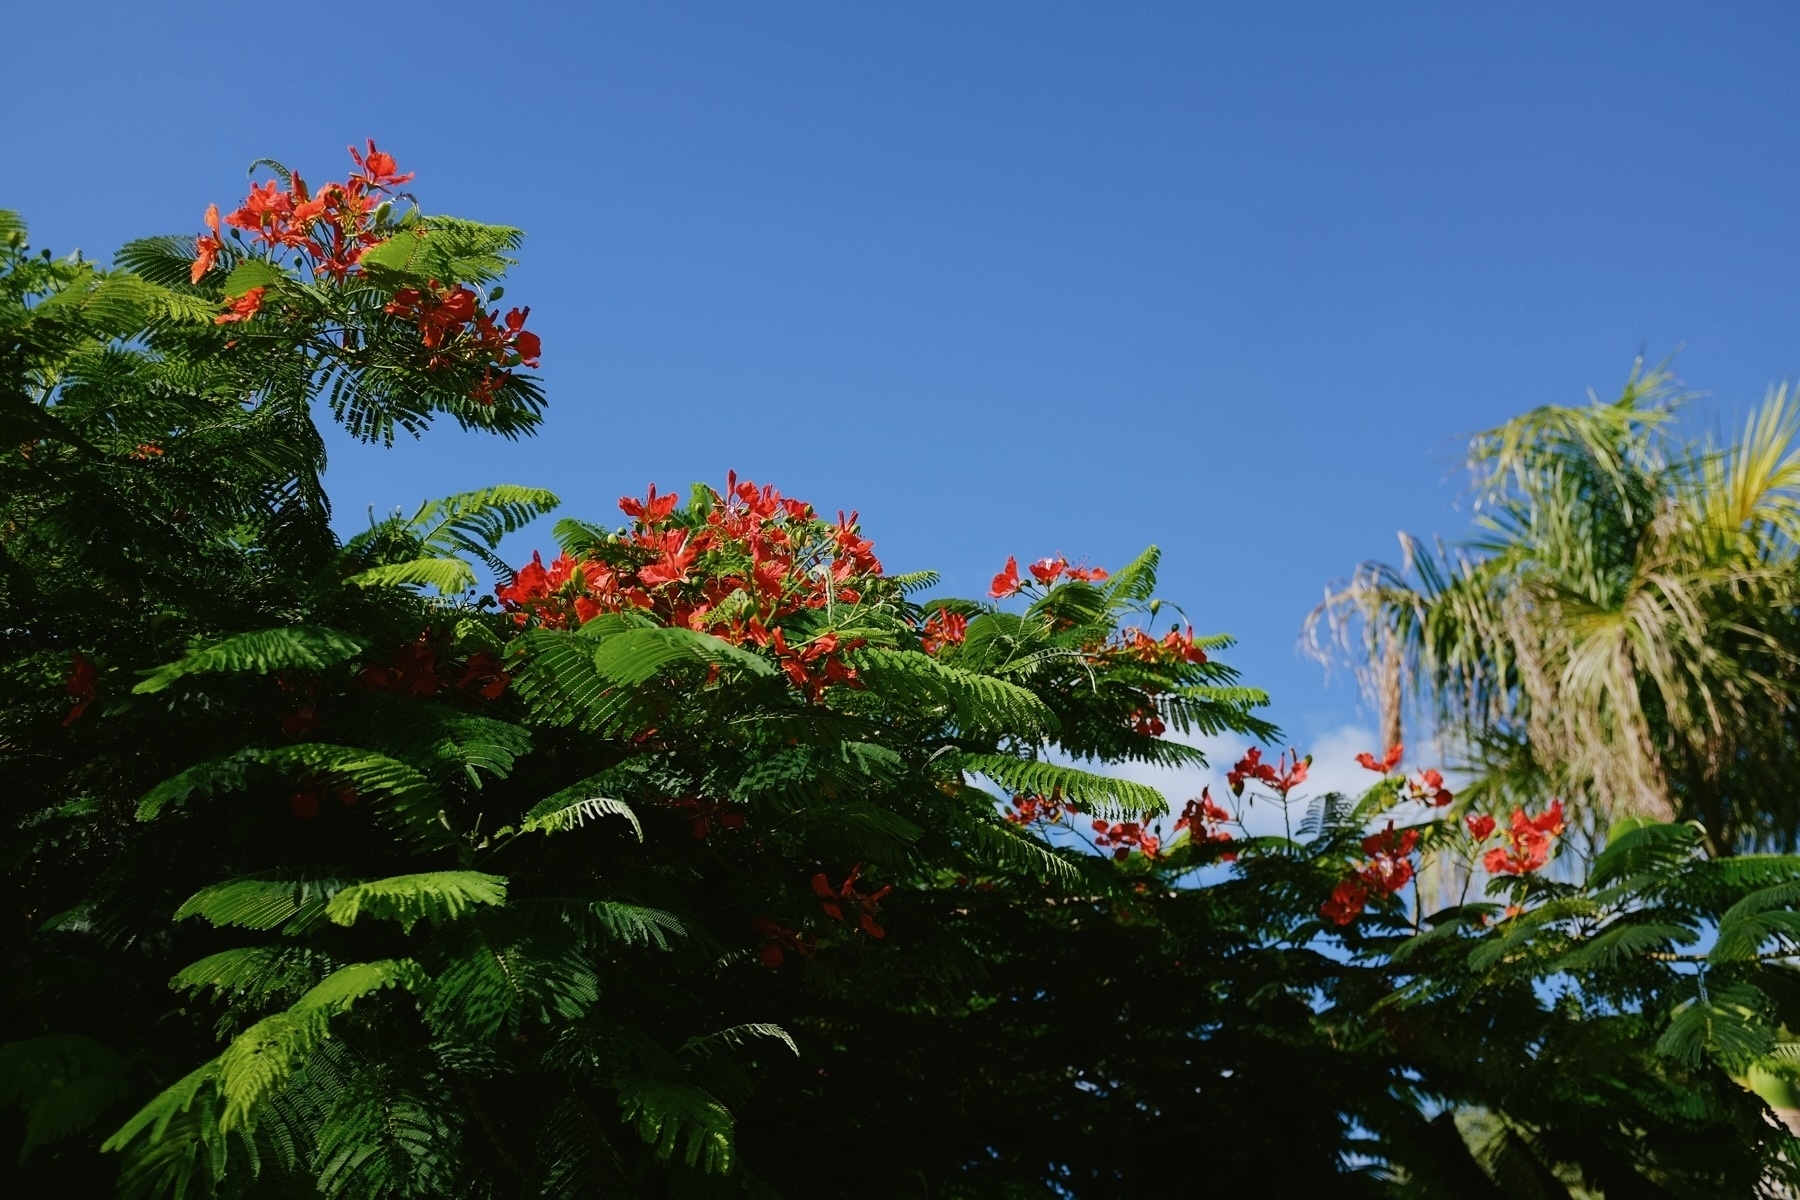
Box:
<box><xmin>8</xmin><ymin>2</ymin><xmax>1800</xmax><ymax>765</ymax></box>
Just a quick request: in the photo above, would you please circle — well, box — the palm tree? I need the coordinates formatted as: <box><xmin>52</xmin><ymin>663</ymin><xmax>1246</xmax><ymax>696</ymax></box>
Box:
<box><xmin>1309</xmin><ymin>361</ymin><xmax>1800</xmax><ymax>853</ymax></box>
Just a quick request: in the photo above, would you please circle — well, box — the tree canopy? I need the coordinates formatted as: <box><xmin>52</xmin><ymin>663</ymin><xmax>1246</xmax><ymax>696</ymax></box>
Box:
<box><xmin>7</xmin><ymin>148</ymin><xmax>1800</xmax><ymax>1198</ymax></box>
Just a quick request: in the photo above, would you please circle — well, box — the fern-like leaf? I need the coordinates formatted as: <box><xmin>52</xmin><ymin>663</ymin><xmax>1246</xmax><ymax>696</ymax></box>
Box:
<box><xmin>325</xmin><ymin>872</ymin><xmax>508</xmax><ymax>933</ymax></box>
<box><xmin>133</xmin><ymin>627</ymin><xmax>368</xmax><ymax>694</ymax></box>
<box><xmin>958</xmin><ymin>753</ymin><xmax>1167</xmax><ymax>819</ymax></box>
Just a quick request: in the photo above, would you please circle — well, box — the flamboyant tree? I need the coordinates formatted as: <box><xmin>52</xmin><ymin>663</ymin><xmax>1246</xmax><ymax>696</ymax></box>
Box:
<box><xmin>6</xmin><ymin>147</ymin><xmax>1800</xmax><ymax>1199</ymax></box>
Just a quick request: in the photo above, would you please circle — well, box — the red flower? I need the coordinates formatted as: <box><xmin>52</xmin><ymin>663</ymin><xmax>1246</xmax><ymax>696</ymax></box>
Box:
<box><xmin>752</xmin><ymin>917</ymin><xmax>814</xmax><ymax>968</ymax></box>
<box><xmin>215</xmin><ymin>287</ymin><xmax>266</xmax><ymax>325</ymax></box>
<box><xmin>1355</xmin><ymin>743</ymin><xmax>1404</xmax><ymax>774</ymax></box>
<box><xmin>1323</xmin><ymin>821</ymin><xmax>1421</xmax><ymax>925</ymax></box>
<box><xmin>1359</xmin><ymin>821</ymin><xmax>1419</xmax><ymax>894</ymax></box>
<box><xmin>1269</xmin><ymin>749</ymin><xmax>1310</xmax><ymax>797</ymax></box>
<box><xmin>989</xmin><ymin>556</ymin><xmax>1023</xmax><ymax>599</ymax></box>
<box><xmin>620</xmin><ymin>484</ymin><xmax>679</xmax><ymax>526</ymax></box>
<box><xmin>1092</xmin><ymin>818</ymin><xmax>1161</xmax><ymax>861</ymax></box>
<box><xmin>1322</xmin><ymin>877</ymin><xmax>1371</xmax><ymax>925</ymax></box>
<box><xmin>291</xmin><ymin>788</ymin><xmax>322</xmax><ymax>819</ymax></box>
<box><xmin>1064</xmin><ymin>562</ymin><xmax>1109</xmax><ymax>582</ymax></box>
<box><xmin>1129</xmin><ymin>707</ymin><xmax>1166</xmax><ymax>737</ymax></box>
<box><xmin>1410</xmin><ymin>767</ymin><xmax>1454</xmax><ymax>806</ymax></box>
<box><xmin>1005</xmin><ymin>792</ymin><xmax>1068</xmax><ymax>826</ymax></box>
<box><xmin>666</xmin><ymin>797</ymin><xmax>745</xmax><ymax>840</ymax></box>
<box><xmin>360</xmin><ymin>638</ymin><xmax>442</xmax><ymax>696</ymax></box>
<box><xmin>63</xmin><ymin>652</ymin><xmax>98</xmax><ymax>726</ymax></box>
<box><xmin>1174</xmin><ymin>788</ymin><xmax>1237</xmax><ymax>857</ymax></box>
<box><xmin>1227</xmin><ymin>747</ymin><xmax>1276</xmax><ymax>795</ymax></box>
<box><xmin>191</xmin><ymin>203</ymin><xmax>222</xmax><ymax>284</ymax></box>
<box><xmin>1029</xmin><ymin>556</ymin><xmax>1067</xmax><ymax>585</ymax></box>
<box><xmin>920</xmin><ymin>608</ymin><xmax>967</xmax><ymax>654</ymax></box>
<box><xmin>130</xmin><ymin>443</ymin><xmax>164</xmax><ymax>460</ymax></box>
<box><xmin>1530</xmin><ymin>797</ymin><xmax>1566</xmax><ymax>837</ymax></box>
<box><xmin>638</xmin><ymin>529</ymin><xmax>699</xmax><ymax>587</ymax></box>
<box><xmin>456</xmin><ymin>651</ymin><xmax>509</xmax><ymax>700</ymax></box>
<box><xmin>1465</xmin><ymin>813</ymin><xmax>1496</xmax><ymax>840</ymax></box>
<box><xmin>348</xmin><ymin>139</ymin><xmax>414</xmax><ymax>190</ymax></box>
<box><xmin>812</xmin><ymin>865</ymin><xmax>892</xmax><ymax>937</ymax></box>
<box><xmin>1162</xmin><ymin>625</ymin><xmax>1209</xmax><ymax>665</ymax></box>
<box><xmin>1482</xmin><ymin>801</ymin><xmax>1563</xmax><ymax>875</ymax></box>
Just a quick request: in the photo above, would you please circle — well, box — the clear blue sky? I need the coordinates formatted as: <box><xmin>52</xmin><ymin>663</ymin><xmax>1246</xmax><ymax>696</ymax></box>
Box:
<box><xmin>8</xmin><ymin>2</ymin><xmax>1800</xmax><ymax>756</ymax></box>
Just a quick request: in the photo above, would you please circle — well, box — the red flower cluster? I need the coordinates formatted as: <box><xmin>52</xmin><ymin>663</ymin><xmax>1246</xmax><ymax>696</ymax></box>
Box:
<box><xmin>358</xmin><ymin>637</ymin><xmax>507</xmax><ymax>700</ymax></box>
<box><xmin>988</xmin><ymin>555</ymin><xmax>1108</xmax><ymax>599</ymax></box>
<box><xmin>498</xmin><ymin>475</ymin><xmax>883</xmax><ymax>702</ymax></box>
<box><xmin>1226</xmin><ymin>747</ymin><xmax>1309</xmax><ymax>797</ymax></box>
<box><xmin>1128</xmin><ymin>706</ymin><xmax>1166</xmax><ymax>737</ymax></box>
<box><xmin>1355</xmin><ymin>743</ymin><xmax>1404</xmax><ymax>774</ymax></box>
<box><xmin>194</xmin><ymin>140</ymin><xmax>411</xmax><ymax>287</ymax></box>
<box><xmin>664</xmin><ymin>796</ymin><xmax>745</xmax><ymax>840</ymax></box>
<box><xmin>1092</xmin><ymin>815</ymin><xmax>1161</xmax><ymax>861</ymax></box>
<box><xmin>63</xmin><ymin>652</ymin><xmax>98</xmax><ymax>727</ymax></box>
<box><xmin>383</xmin><ymin>284</ymin><xmax>540</xmax><ymax>404</ymax></box>
<box><xmin>812</xmin><ymin>866</ymin><xmax>892</xmax><ymax>937</ymax></box>
<box><xmin>1321</xmin><ymin>821</ymin><xmax>1421</xmax><ymax>925</ymax></box>
<box><xmin>752</xmin><ymin>917</ymin><xmax>814</xmax><ymax>968</ymax></box>
<box><xmin>192</xmin><ymin>143</ymin><xmax>540</xmax><ymax>404</ymax></box>
<box><xmin>1173</xmin><ymin>788</ymin><xmax>1236</xmax><ymax>858</ymax></box>
<box><xmin>1003</xmin><ymin>792</ymin><xmax>1069</xmax><ymax>826</ymax></box>
<box><xmin>920</xmin><ymin>608</ymin><xmax>968</xmax><ymax>654</ymax></box>
<box><xmin>1118</xmin><ymin>625</ymin><xmax>1209</xmax><ymax>666</ymax></box>
<box><xmin>1478</xmin><ymin>799</ymin><xmax>1565</xmax><ymax>875</ymax></box>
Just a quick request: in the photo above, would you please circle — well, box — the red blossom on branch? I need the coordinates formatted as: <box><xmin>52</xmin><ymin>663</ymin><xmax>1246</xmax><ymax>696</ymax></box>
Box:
<box><xmin>752</xmin><ymin>917</ymin><xmax>814</xmax><ymax>968</ymax></box>
<box><xmin>1483</xmin><ymin>800</ymin><xmax>1565</xmax><ymax>876</ymax></box>
<box><xmin>1173</xmin><ymin>788</ymin><xmax>1236</xmax><ymax>859</ymax></box>
<box><xmin>214</xmin><ymin>287</ymin><xmax>265</xmax><ymax>325</ymax></box>
<box><xmin>920</xmin><ymin>608</ymin><xmax>967</xmax><ymax>654</ymax></box>
<box><xmin>1408</xmin><ymin>767</ymin><xmax>1454</xmax><ymax>807</ymax></box>
<box><xmin>1092</xmin><ymin>816</ymin><xmax>1161</xmax><ymax>861</ymax></box>
<box><xmin>1005</xmin><ymin>792</ymin><xmax>1068</xmax><ymax>826</ymax></box>
<box><xmin>665</xmin><ymin>797</ymin><xmax>745</xmax><ymax>840</ymax></box>
<box><xmin>989</xmin><ymin>556</ymin><xmax>1023</xmax><ymax>598</ymax></box>
<box><xmin>812</xmin><ymin>866</ymin><xmax>892</xmax><ymax>937</ymax></box>
<box><xmin>63</xmin><ymin>652</ymin><xmax>98</xmax><ymax>727</ymax></box>
<box><xmin>1355</xmin><ymin>743</ymin><xmax>1404</xmax><ymax>774</ymax></box>
<box><xmin>1227</xmin><ymin>747</ymin><xmax>1310</xmax><ymax>797</ymax></box>
<box><xmin>1321</xmin><ymin>821</ymin><xmax>1421</xmax><ymax>925</ymax></box>
<box><xmin>620</xmin><ymin>484</ymin><xmax>679</xmax><ymax>526</ymax></box>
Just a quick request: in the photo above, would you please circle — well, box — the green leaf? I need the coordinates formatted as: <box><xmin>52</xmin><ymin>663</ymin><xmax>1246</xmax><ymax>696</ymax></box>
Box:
<box><xmin>326</xmin><ymin>872</ymin><xmax>508</xmax><ymax>933</ymax></box>
<box><xmin>133</xmin><ymin>627</ymin><xmax>367</xmax><ymax>694</ymax></box>
<box><xmin>222</xmin><ymin>259</ymin><xmax>285</xmax><ymax>297</ymax></box>
<box><xmin>851</xmin><ymin>648</ymin><xmax>1059</xmax><ymax>739</ymax></box>
<box><xmin>681</xmin><ymin>1023</ymin><xmax>799</xmax><ymax>1059</ymax></box>
<box><xmin>614</xmin><ymin>1079</ymin><xmax>735</xmax><ymax>1173</ymax></box>
<box><xmin>958</xmin><ymin>753</ymin><xmax>1168</xmax><ymax>819</ymax></box>
<box><xmin>589</xmin><ymin>626</ymin><xmax>777</xmax><ymax>686</ymax></box>
<box><xmin>0</xmin><ymin>1034</ymin><xmax>130</xmax><ymax>1160</ymax></box>
<box><xmin>214</xmin><ymin>960</ymin><xmax>424</xmax><ymax>1130</ymax></box>
<box><xmin>344</xmin><ymin>558</ymin><xmax>478</xmax><ymax>595</ymax></box>
<box><xmin>139</xmin><ymin>745</ymin><xmax>445</xmax><ymax>843</ymax></box>
<box><xmin>176</xmin><ymin>872</ymin><xmax>362</xmax><ymax>934</ymax></box>
<box><xmin>1656</xmin><ymin>983</ymin><xmax>1776</xmax><ymax>1071</ymax></box>
<box><xmin>521</xmin><ymin>790</ymin><xmax>642</xmax><ymax>840</ymax></box>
